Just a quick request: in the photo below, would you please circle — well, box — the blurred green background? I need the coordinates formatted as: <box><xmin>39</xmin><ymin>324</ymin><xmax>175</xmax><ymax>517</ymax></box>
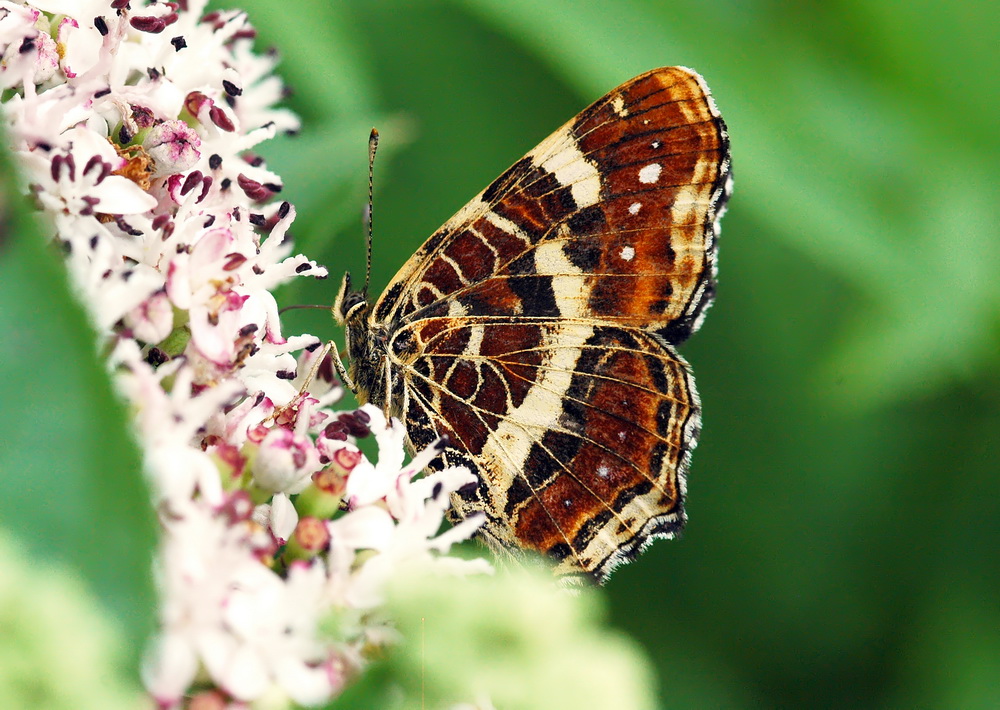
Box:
<box><xmin>3</xmin><ymin>0</ymin><xmax>995</xmax><ymax>707</ymax></box>
<box><xmin>255</xmin><ymin>1</ymin><xmax>999</xmax><ymax>706</ymax></box>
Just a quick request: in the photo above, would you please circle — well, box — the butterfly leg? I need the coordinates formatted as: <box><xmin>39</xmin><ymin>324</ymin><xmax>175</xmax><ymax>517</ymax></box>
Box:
<box><xmin>330</xmin><ymin>340</ymin><xmax>356</xmax><ymax>394</ymax></box>
<box><xmin>265</xmin><ymin>340</ymin><xmax>355</xmax><ymax>424</ymax></box>
<box><xmin>381</xmin><ymin>357</ymin><xmax>393</xmax><ymax>421</ymax></box>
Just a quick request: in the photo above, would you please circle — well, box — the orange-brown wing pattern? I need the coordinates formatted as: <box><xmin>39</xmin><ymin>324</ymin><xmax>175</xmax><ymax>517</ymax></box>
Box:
<box><xmin>367</xmin><ymin>67</ymin><xmax>730</xmax><ymax>583</ymax></box>
<box><xmin>373</xmin><ymin>66</ymin><xmax>731</xmax><ymax>346</ymax></box>
<box><xmin>394</xmin><ymin>317</ymin><xmax>699</xmax><ymax>581</ymax></box>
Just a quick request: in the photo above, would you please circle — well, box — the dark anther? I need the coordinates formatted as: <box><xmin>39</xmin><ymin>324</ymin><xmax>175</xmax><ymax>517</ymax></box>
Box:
<box><xmin>145</xmin><ymin>347</ymin><xmax>169</xmax><ymax>367</ymax></box>
<box><xmin>130</xmin><ymin>16</ymin><xmax>167</xmax><ymax>33</ymax></box>
<box><xmin>209</xmin><ymin>105</ymin><xmax>234</xmax><ymax>132</ymax></box>
<box><xmin>323</xmin><ymin>421</ymin><xmax>349</xmax><ymax>441</ymax></box>
<box><xmin>337</xmin><ymin>410</ymin><xmax>372</xmax><ymax>438</ymax></box>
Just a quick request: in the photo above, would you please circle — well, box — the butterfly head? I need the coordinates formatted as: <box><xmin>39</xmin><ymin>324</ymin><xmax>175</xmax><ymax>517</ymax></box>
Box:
<box><xmin>332</xmin><ymin>271</ymin><xmax>368</xmax><ymax>326</ymax></box>
<box><xmin>333</xmin><ymin>270</ymin><xmax>392</xmax><ymax>407</ymax></box>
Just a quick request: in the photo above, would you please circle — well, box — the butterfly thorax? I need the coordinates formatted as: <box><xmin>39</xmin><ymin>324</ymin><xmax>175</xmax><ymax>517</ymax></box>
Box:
<box><xmin>333</xmin><ymin>272</ymin><xmax>404</xmax><ymax>414</ymax></box>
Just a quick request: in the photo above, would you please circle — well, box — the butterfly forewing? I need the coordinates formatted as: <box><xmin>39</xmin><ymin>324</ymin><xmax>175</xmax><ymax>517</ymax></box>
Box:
<box><xmin>360</xmin><ymin>66</ymin><xmax>730</xmax><ymax>583</ymax></box>
<box><xmin>374</xmin><ymin>67</ymin><xmax>729</xmax><ymax>342</ymax></box>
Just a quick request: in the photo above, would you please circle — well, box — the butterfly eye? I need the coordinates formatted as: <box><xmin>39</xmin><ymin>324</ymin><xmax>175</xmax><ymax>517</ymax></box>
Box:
<box><xmin>341</xmin><ymin>292</ymin><xmax>367</xmax><ymax>320</ymax></box>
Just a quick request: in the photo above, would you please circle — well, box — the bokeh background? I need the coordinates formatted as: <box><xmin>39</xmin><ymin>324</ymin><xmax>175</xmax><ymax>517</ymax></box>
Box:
<box><xmin>2</xmin><ymin>1</ymin><xmax>995</xmax><ymax>708</ymax></box>
<box><xmin>254</xmin><ymin>1</ymin><xmax>999</xmax><ymax>707</ymax></box>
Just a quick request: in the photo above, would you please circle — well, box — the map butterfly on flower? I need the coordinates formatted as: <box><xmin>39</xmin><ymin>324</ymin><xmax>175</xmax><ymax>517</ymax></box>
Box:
<box><xmin>333</xmin><ymin>67</ymin><xmax>731</xmax><ymax>583</ymax></box>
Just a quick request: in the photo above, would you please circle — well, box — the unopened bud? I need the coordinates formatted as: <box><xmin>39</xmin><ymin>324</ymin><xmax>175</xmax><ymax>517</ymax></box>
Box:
<box><xmin>286</xmin><ymin>516</ymin><xmax>330</xmax><ymax>560</ymax></box>
<box><xmin>144</xmin><ymin>119</ymin><xmax>201</xmax><ymax>177</ymax></box>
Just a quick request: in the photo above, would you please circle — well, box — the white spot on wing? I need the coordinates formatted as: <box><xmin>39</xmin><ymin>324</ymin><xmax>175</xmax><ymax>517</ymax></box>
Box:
<box><xmin>628</xmin><ymin>202</ymin><xmax>641</xmax><ymax>215</ymax></box>
<box><xmin>620</xmin><ymin>246</ymin><xmax>635</xmax><ymax>262</ymax></box>
<box><xmin>638</xmin><ymin>163</ymin><xmax>662</xmax><ymax>184</ymax></box>
<box><xmin>651</xmin><ymin>140</ymin><xmax>661</xmax><ymax>149</ymax></box>
<box><xmin>597</xmin><ymin>464</ymin><xmax>610</xmax><ymax>479</ymax></box>
<box><xmin>611</xmin><ymin>95</ymin><xmax>627</xmax><ymax>116</ymax></box>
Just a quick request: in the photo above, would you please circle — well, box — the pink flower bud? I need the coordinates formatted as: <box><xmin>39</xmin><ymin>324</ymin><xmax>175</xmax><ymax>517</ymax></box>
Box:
<box><xmin>124</xmin><ymin>291</ymin><xmax>174</xmax><ymax>343</ymax></box>
<box><xmin>252</xmin><ymin>427</ymin><xmax>321</xmax><ymax>494</ymax></box>
<box><xmin>184</xmin><ymin>91</ymin><xmax>211</xmax><ymax>119</ymax></box>
<box><xmin>218</xmin><ymin>490</ymin><xmax>254</xmax><ymax>524</ymax></box>
<box><xmin>187</xmin><ymin>689</ymin><xmax>227</xmax><ymax>710</ymax></box>
<box><xmin>247</xmin><ymin>425</ymin><xmax>269</xmax><ymax>444</ymax></box>
<box><xmin>292</xmin><ymin>516</ymin><xmax>330</xmax><ymax>554</ymax></box>
<box><xmin>331</xmin><ymin>446</ymin><xmax>362</xmax><ymax>476</ymax></box>
<box><xmin>316</xmin><ymin>431</ymin><xmax>362</xmax><ymax>466</ymax></box>
<box><xmin>143</xmin><ymin>120</ymin><xmax>201</xmax><ymax>177</ymax></box>
<box><xmin>311</xmin><ymin>466</ymin><xmax>347</xmax><ymax>498</ymax></box>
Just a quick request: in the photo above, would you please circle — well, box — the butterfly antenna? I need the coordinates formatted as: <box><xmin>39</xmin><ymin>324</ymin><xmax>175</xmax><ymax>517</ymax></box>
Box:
<box><xmin>364</xmin><ymin>127</ymin><xmax>379</xmax><ymax>298</ymax></box>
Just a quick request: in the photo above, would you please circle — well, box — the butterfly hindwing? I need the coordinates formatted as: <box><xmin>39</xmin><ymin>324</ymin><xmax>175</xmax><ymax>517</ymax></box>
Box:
<box><xmin>397</xmin><ymin>318</ymin><xmax>698</xmax><ymax>580</ymax></box>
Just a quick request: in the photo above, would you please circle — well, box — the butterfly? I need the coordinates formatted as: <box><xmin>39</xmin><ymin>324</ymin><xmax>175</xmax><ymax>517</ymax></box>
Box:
<box><xmin>332</xmin><ymin>66</ymin><xmax>731</xmax><ymax>583</ymax></box>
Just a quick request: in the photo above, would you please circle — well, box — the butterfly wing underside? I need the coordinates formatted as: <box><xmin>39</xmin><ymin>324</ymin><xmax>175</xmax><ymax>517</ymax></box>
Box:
<box><xmin>374</xmin><ymin>66</ymin><xmax>731</xmax><ymax>582</ymax></box>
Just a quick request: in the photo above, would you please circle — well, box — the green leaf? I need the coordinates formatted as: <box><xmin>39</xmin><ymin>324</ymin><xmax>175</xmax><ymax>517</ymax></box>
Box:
<box><xmin>0</xmin><ymin>148</ymin><xmax>156</xmax><ymax>662</ymax></box>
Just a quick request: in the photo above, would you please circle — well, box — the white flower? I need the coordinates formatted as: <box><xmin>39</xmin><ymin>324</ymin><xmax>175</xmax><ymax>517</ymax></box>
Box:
<box><xmin>261</xmin><ymin>492</ymin><xmax>299</xmax><ymax>544</ymax></box>
<box><xmin>22</xmin><ymin>125</ymin><xmax>158</xmax><ymax>221</ymax></box>
<box><xmin>252</xmin><ymin>426</ymin><xmax>323</xmax><ymax>495</ymax></box>
<box><xmin>123</xmin><ymin>290</ymin><xmax>174</xmax><ymax>344</ymax></box>
<box><xmin>332</xmin><ymin>424</ymin><xmax>490</xmax><ymax>609</ymax></box>
<box><xmin>344</xmin><ymin>405</ymin><xmax>407</xmax><ymax>507</ymax></box>
<box><xmin>341</xmin><ymin>486</ymin><xmax>490</xmax><ymax>609</ymax></box>
<box><xmin>52</xmin><ymin>13</ymin><xmax>104</xmax><ymax>78</ymax></box>
<box><xmin>111</xmin><ymin>341</ymin><xmax>237</xmax><ymax>508</ymax></box>
<box><xmin>204</xmin><ymin>560</ymin><xmax>336</xmax><ymax>704</ymax></box>
<box><xmin>143</xmin><ymin>500</ymin><xmax>282</xmax><ymax>705</ymax></box>
<box><xmin>143</xmin><ymin>119</ymin><xmax>201</xmax><ymax>177</ymax></box>
<box><xmin>3</xmin><ymin>3</ymin><xmax>491</xmax><ymax>707</ymax></box>
<box><xmin>0</xmin><ymin>5</ymin><xmax>58</xmax><ymax>88</ymax></box>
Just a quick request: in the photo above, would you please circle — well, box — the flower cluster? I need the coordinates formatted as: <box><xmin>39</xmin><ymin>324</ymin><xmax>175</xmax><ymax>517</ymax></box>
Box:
<box><xmin>1</xmin><ymin>1</ymin><xmax>488</xmax><ymax>706</ymax></box>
